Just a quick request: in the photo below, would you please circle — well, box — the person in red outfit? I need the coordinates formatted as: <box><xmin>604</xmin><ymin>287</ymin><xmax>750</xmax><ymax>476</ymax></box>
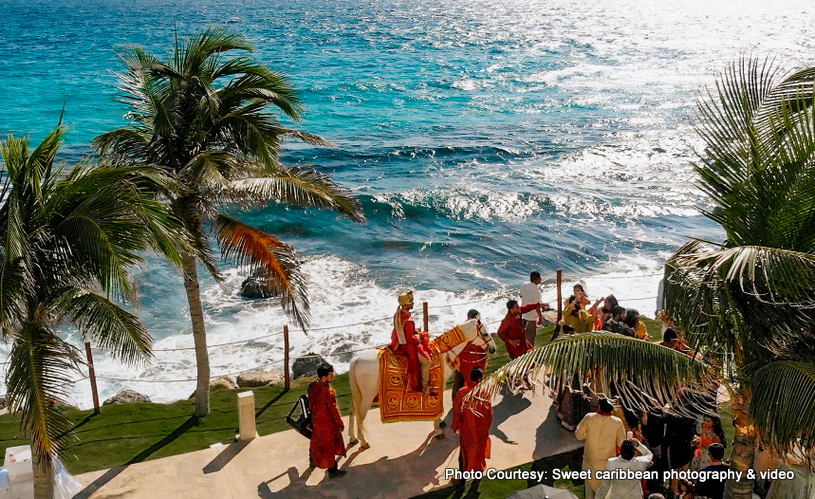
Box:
<box><xmin>452</xmin><ymin>367</ymin><xmax>492</xmax><ymax>491</ymax></box>
<box><xmin>389</xmin><ymin>291</ymin><xmax>434</xmax><ymax>393</ymax></box>
<box><xmin>308</xmin><ymin>364</ymin><xmax>347</xmax><ymax>478</ymax></box>
<box><xmin>452</xmin><ymin>309</ymin><xmax>494</xmax><ymax>401</ymax></box>
<box><xmin>497</xmin><ymin>300</ymin><xmax>545</xmax><ymax>359</ymax></box>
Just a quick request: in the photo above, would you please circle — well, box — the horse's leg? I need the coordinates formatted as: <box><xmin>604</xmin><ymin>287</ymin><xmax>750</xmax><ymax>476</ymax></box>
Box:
<box><xmin>357</xmin><ymin>401</ymin><xmax>372</xmax><ymax>449</ymax></box>
<box><xmin>348</xmin><ymin>359</ymin><xmax>361</xmax><ymax>446</ymax></box>
<box><xmin>348</xmin><ymin>397</ymin><xmax>357</xmax><ymax>445</ymax></box>
<box><xmin>434</xmin><ymin>417</ymin><xmax>445</xmax><ymax>439</ymax></box>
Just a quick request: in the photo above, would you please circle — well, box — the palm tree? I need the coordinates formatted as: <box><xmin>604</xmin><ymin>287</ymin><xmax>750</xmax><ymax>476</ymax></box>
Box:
<box><xmin>478</xmin><ymin>59</ymin><xmax>815</xmax><ymax>499</ymax></box>
<box><xmin>94</xmin><ymin>28</ymin><xmax>365</xmax><ymax>418</ymax></box>
<box><xmin>0</xmin><ymin>126</ymin><xmax>183</xmax><ymax>498</ymax></box>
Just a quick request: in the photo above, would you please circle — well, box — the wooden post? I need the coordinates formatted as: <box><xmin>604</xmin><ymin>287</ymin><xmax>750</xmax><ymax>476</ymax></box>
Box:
<box><xmin>283</xmin><ymin>325</ymin><xmax>290</xmax><ymax>391</ymax></box>
<box><xmin>84</xmin><ymin>341</ymin><xmax>100</xmax><ymax>415</ymax></box>
<box><xmin>556</xmin><ymin>269</ymin><xmax>563</xmax><ymax>324</ymax></box>
<box><xmin>423</xmin><ymin>301</ymin><xmax>429</xmax><ymax>333</ymax></box>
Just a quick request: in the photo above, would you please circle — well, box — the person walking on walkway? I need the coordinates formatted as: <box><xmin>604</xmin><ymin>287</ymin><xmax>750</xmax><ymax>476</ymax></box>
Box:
<box><xmin>308</xmin><ymin>364</ymin><xmax>347</xmax><ymax>478</ymax></box>
<box><xmin>519</xmin><ymin>271</ymin><xmax>544</xmax><ymax>344</ymax></box>
<box><xmin>575</xmin><ymin>398</ymin><xmax>626</xmax><ymax>499</ymax></box>
<box><xmin>595</xmin><ymin>437</ymin><xmax>654</xmax><ymax>498</ymax></box>
<box><xmin>452</xmin><ymin>367</ymin><xmax>492</xmax><ymax>491</ymax></box>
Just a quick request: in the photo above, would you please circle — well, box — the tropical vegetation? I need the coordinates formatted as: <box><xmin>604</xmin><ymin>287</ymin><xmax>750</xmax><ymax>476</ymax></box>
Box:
<box><xmin>0</xmin><ymin>125</ymin><xmax>183</xmax><ymax>498</ymax></box>
<box><xmin>94</xmin><ymin>28</ymin><xmax>365</xmax><ymax>419</ymax></box>
<box><xmin>479</xmin><ymin>58</ymin><xmax>815</xmax><ymax>499</ymax></box>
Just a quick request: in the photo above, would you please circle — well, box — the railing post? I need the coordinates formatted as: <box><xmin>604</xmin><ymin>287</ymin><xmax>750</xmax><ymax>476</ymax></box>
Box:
<box><xmin>283</xmin><ymin>325</ymin><xmax>290</xmax><ymax>391</ymax></box>
<box><xmin>85</xmin><ymin>341</ymin><xmax>100</xmax><ymax>415</ymax></box>
<box><xmin>423</xmin><ymin>301</ymin><xmax>429</xmax><ymax>333</ymax></box>
<box><xmin>556</xmin><ymin>269</ymin><xmax>563</xmax><ymax>324</ymax></box>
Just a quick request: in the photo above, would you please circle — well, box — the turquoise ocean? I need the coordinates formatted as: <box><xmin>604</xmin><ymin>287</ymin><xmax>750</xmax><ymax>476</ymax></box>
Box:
<box><xmin>1</xmin><ymin>0</ymin><xmax>813</xmax><ymax>406</ymax></box>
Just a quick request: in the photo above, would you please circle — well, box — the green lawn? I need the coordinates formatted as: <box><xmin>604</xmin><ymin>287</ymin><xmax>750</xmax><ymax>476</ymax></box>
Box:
<box><xmin>0</xmin><ymin>318</ymin><xmax>664</xmax><ymax>477</ymax></box>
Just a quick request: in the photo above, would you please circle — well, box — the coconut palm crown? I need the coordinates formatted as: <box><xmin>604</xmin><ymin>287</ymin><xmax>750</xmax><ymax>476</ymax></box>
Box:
<box><xmin>0</xmin><ymin>126</ymin><xmax>182</xmax><ymax>498</ymax></box>
<box><xmin>477</xmin><ymin>59</ymin><xmax>815</xmax><ymax>499</ymax></box>
<box><xmin>93</xmin><ymin>27</ymin><xmax>365</xmax><ymax>418</ymax></box>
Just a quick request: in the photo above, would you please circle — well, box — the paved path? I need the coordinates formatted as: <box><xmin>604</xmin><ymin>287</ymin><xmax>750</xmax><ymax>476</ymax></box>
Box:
<box><xmin>75</xmin><ymin>388</ymin><xmax>582</xmax><ymax>499</ymax></box>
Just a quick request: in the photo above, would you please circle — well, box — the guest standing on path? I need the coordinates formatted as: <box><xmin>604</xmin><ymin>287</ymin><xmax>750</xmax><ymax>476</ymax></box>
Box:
<box><xmin>452</xmin><ymin>309</ymin><xmax>491</xmax><ymax>401</ymax></box>
<box><xmin>694</xmin><ymin>443</ymin><xmax>729</xmax><ymax>499</ymax></box>
<box><xmin>452</xmin><ymin>367</ymin><xmax>493</xmax><ymax>491</ymax></box>
<box><xmin>497</xmin><ymin>300</ymin><xmax>545</xmax><ymax>359</ymax></box>
<box><xmin>575</xmin><ymin>398</ymin><xmax>626</xmax><ymax>499</ymax></box>
<box><xmin>519</xmin><ymin>271</ymin><xmax>544</xmax><ymax>344</ymax></box>
<box><xmin>595</xmin><ymin>438</ymin><xmax>654</xmax><ymax>499</ymax></box>
<box><xmin>308</xmin><ymin>364</ymin><xmax>347</xmax><ymax>478</ymax></box>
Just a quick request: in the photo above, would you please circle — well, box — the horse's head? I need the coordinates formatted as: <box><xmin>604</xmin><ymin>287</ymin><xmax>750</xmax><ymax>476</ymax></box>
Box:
<box><xmin>457</xmin><ymin>313</ymin><xmax>496</xmax><ymax>354</ymax></box>
<box><xmin>475</xmin><ymin>319</ymin><xmax>497</xmax><ymax>354</ymax></box>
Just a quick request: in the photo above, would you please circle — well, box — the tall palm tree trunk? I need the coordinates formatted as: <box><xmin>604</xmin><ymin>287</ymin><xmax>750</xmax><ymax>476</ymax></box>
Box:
<box><xmin>727</xmin><ymin>388</ymin><xmax>756</xmax><ymax>499</ymax></box>
<box><xmin>183</xmin><ymin>253</ymin><xmax>210</xmax><ymax>418</ymax></box>
<box><xmin>32</xmin><ymin>450</ymin><xmax>54</xmax><ymax>499</ymax></box>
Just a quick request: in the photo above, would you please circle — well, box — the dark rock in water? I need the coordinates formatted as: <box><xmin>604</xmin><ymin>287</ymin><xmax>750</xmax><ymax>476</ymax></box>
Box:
<box><xmin>240</xmin><ymin>268</ymin><xmax>274</xmax><ymax>299</ymax></box>
<box><xmin>292</xmin><ymin>353</ymin><xmax>328</xmax><ymax>379</ymax></box>
<box><xmin>330</xmin><ymin>343</ymin><xmax>356</xmax><ymax>363</ymax></box>
<box><xmin>236</xmin><ymin>370</ymin><xmax>283</xmax><ymax>387</ymax></box>
<box><xmin>245</xmin><ymin>340</ymin><xmax>270</xmax><ymax>349</ymax></box>
<box><xmin>103</xmin><ymin>389</ymin><xmax>152</xmax><ymax>405</ymax></box>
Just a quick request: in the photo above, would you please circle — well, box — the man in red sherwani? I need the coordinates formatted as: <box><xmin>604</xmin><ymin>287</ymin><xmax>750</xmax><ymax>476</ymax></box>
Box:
<box><xmin>453</xmin><ymin>309</ymin><xmax>492</xmax><ymax>401</ymax></box>
<box><xmin>497</xmin><ymin>300</ymin><xmax>545</xmax><ymax>359</ymax></box>
<box><xmin>452</xmin><ymin>367</ymin><xmax>492</xmax><ymax>491</ymax></box>
<box><xmin>389</xmin><ymin>291</ymin><xmax>434</xmax><ymax>393</ymax></box>
<box><xmin>308</xmin><ymin>364</ymin><xmax>347</xmax><ymax>478</ymax></box>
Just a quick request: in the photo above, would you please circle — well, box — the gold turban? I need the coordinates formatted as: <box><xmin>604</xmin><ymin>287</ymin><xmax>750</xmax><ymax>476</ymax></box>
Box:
<box><xmin>398</xmin><ymin>291</ymin><xmax>414</xmax><ymax>306</ymax></box>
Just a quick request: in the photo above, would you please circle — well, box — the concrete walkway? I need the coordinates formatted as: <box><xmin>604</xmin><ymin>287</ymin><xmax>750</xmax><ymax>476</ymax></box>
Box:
<box><xmin>75</xmin><ymin>388</ymin><xmax>582</xmax><ymax>499</ymax></box>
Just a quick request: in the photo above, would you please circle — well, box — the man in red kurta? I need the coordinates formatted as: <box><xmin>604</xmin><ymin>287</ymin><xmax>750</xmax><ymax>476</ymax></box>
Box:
<box><xmin>452</xmin><ymin>367</ymin><xmax>492</xmax><ymax>491</ymax></box>
<box><xmin>389</xmin><ymin>291</ymin><xmax>433</xmax><ymax>393</ymax></box>
<box><xmin>453</xmin><ymin>309</ymin><xmax>492</xmax><ymax>401</ymax></box>
<box><xmin>308</xmin><ymin>364</ymin><xmax>347</xmax><ymax>478</ymax></box>
<box><xmin>497</xmin><ymin>300</ymin><xmax>544</xmax><ymax>359</ymax></box>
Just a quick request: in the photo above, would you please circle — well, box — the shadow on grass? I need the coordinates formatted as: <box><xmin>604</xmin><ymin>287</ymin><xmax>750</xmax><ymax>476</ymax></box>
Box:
<box><xmin>74</xmin><ymin>416</ymin><xmax>199</xmax><ymax>499</ymax></box>
<box><xmin>254</xmin><ymin>389</ymin><xmax>288</xmax><ymax>420</ymax></box>
<box><xmin>56</xmin><ymin>412</ymin><xmax>97</xmax><ymax>441</ymax></box>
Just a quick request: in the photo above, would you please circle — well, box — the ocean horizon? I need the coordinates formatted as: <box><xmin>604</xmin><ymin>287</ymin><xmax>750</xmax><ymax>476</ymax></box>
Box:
<box><xmin>1</xmin><ymin>0</ymin><xmax>813</xmax><ymax>407</ymax></box>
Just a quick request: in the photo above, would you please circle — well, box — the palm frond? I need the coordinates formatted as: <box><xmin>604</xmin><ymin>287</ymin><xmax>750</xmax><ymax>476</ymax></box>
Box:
<box><xmin>665</xmin><ymin>241</ymin><xmax>815</xmax><ymax>363</ymax></box>
<box><xmin>749</xmin><ymin>361</ymin><xmax>815</xmax><ymax>453</ymax></box>
<box><xmin>475</xmin><ymin>332</ymin><xmax>717</xmax><ymax>418</ymax></box>
<box><xmin>214</xmin><ymin>214</ymin><xmax>310</xmax><ymax>332</ymax></box>
<box><xmin>226</xmin><ymin>166</ymin><xmax>365</xmax><ymax>223</ymax></box>
<box><xmin>6</xmin><ymin>324</ymin><xmax>81</xmax><ymax>467</ymax></box>
<box><xmin>62</xmin><ymin>289</ymin><xmax>153</xmax><ymax>366</ymax></box>
<box><xmin>693</xmin><ymin>58</ymin><xmax>815</xmax><ymax>250</ymax></box>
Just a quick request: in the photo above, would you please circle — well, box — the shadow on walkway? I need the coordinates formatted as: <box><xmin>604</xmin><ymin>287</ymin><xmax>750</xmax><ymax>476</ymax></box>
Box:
<box><xmin>203</xmin><ymin>439</ymin><xmax>251</xmax><ymax>474</ymax></box>
<box><xmin>74</xmin><ymin>416</ymin><xmax>199</xmax><ymax>499</ymax></box>
<box><xmin>263</xmin><ymin>431</ymin><xmax>458</xmax><ymax>497</ymax></box>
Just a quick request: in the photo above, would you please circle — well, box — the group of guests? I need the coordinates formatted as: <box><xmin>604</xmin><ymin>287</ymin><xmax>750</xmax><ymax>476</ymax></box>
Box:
<box><xmin>575</xmin><ymin>395</ymin><xmax>730</xmax><ymax>499</ymax></box>
<box><xmin>561</xmin><ymin>283</ymin><xmax>651</xmax><ymax>340</ymax></box>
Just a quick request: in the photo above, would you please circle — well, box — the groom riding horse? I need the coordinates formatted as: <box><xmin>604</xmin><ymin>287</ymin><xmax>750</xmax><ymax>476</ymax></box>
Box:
<box><xmin>388</xmin><ymin>291</ymin><xmax>435</xmax><ymax>395</ymax></box>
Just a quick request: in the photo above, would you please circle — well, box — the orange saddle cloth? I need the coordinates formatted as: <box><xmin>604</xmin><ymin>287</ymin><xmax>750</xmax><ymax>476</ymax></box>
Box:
<box><xmin>376</xmin><ymin>325</ymin><xmax>467</xmax><ymax>423</ymax></box>
<box><xmin>377</xmin><ymin>348</ymin><xmax>444</xmax><ymax>423</ymax></box>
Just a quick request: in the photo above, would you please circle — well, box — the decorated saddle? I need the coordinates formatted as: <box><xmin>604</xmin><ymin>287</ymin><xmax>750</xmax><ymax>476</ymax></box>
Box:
<box><xmin>377</xmin><ymin>325</ymin><xmax>467</xmax><ymax>423</ymax></box>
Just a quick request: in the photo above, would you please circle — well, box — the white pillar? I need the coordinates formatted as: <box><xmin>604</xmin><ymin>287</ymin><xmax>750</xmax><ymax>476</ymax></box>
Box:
<box><xmin>237</xmin><ymin>391</ymin><xmax>256</xmax><ymax>441</ymax></box>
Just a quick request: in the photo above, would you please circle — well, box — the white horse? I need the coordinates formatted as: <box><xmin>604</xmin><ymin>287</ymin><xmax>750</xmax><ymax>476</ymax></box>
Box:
<box><xmin>347</xmin><ymin>317</ymin><xmax>497</xmax><ymax>449</ymax></box>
